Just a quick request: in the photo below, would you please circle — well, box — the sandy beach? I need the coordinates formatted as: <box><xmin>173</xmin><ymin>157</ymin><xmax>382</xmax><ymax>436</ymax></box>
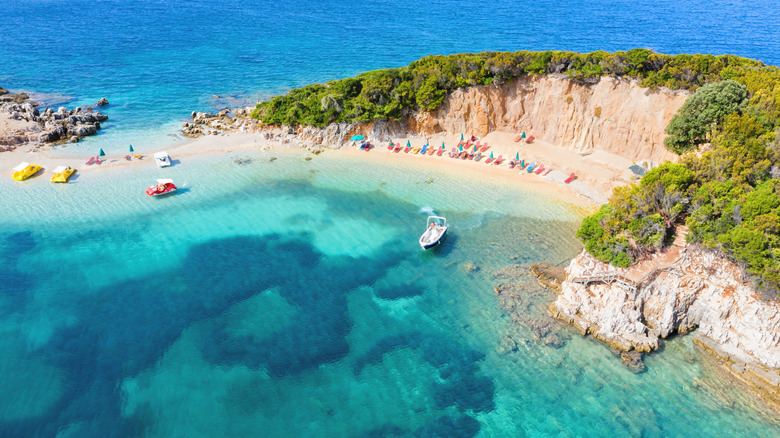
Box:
<box><xmin>0</xmin><ymin>127</ymin><xmax>643</xmax><ymax>210</ymax></box>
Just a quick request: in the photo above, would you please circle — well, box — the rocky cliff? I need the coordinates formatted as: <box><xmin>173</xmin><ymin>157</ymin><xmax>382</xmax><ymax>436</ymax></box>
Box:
<box><xmin>410</xmin><ymin>75</ymin><xmax>687</xmax><ymax>164</ymax></box>
<box><xmin>551</xmin><ymin>246</ymin><xmax>780</xmax><ymax>403</ymax></box>
<box><xmin>188</xmin><ymin>75</ymin><xmax>688</xmax><ymax>164</ymax></box>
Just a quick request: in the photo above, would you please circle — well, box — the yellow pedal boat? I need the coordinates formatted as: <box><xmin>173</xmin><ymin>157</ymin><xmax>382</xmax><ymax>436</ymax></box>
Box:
<box><xmin>51</xmin><ymin>165</ymin><xmax>76</xmax><ymax>183</ymax></box>
<box><xmin>12</xmin><ymin>162</ymin><xmax>42</xmax><ymax>181</ymax></box>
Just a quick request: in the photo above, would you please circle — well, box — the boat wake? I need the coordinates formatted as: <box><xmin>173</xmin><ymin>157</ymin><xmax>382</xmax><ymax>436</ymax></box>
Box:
<box><xmin>419</xmin><ymin>206</ymin><xmax>436</xmax><ymax>215</ymax></box>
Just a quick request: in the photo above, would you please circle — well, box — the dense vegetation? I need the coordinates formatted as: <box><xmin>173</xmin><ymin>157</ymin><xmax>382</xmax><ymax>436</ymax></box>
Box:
<box><xmin>577</xmin><ymin>61</ymin><xmax>780</xmax><ymax>297</ymax></box>
<box><xmin>251</xmin><ymin>49</ymin><xmax>764</xmax><ymax>127</ymax></box>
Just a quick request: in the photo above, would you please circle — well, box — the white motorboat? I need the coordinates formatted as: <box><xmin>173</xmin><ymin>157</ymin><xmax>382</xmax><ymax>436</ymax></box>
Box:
<box><xmin>154</xmin><ymin>151</ymin><xmax>171</xmax><ymax>167</ymax></box>
<box><xmin>419</xmin><ymin>216</ymin><xmax>447</xmax><ymax>249</ymax></box>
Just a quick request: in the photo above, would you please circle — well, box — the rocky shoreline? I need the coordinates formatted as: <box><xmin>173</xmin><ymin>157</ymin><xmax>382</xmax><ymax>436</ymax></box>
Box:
<box><xmin>0</xmin><ymin>86</ymin><xmax>108</xmax><ymax>151</ymax></box>
<box><xmin>550</xmin><ymin>246</ymin><xmax>780</xmax><ymax>408</ymax></box>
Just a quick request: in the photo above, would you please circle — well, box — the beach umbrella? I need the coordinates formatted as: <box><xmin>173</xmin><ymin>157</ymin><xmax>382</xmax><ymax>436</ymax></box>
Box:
<box><xmin>129</xmin><ymin>144</ymin><xmax>134</xmax><ymax>152</ymax></box>
<box><xmin>490</xmin><ymin>151</ymin><xmax>494</xmax><ymax>159</ymax></box>
<box><xmin>459</xmin><ymin>144</ymin><xmax>463</xmax><ymax>151</ymax></box>
<box><xmin>406</xmin><ymin>140</ymin><xmax>411</xmax><ymax>148</ymax></box>
<box><xmin>99</xmin><ymin>148</ymin><xmax>105</xmax><ymax>157</ymax></box>
<box><xmin>515</xmin><ymin>152</ymin><xmax>519</xmax><ymax>160</ymax></box>
<box><xmin>473</xmin><ymin>145</ymin><xmax>477</xmax><ymax>152</ymax></box>
<box><xmin>350</xmin><ymin>135</ymin><xmax>364</xmax><ymax>141</ymax></box>
<box><xmin>521</xmin><ymin>131</ymin><xmax>526</xmax><ymax>139</ymax></box>
<box><xmin>460</xmin><ymin>133</ymin><xmax>464</xmax><ymax>141</ymax></box>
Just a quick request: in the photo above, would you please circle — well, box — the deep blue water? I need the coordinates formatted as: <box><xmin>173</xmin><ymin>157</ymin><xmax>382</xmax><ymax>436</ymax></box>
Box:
<box><xmin>2</xmin><ymin>1</ymin><xmax>780</xmax><ymax>437</ymax></box>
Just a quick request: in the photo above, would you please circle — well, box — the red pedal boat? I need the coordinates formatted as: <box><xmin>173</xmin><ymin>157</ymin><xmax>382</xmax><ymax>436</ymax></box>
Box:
<box><xmin>146</xmin><ymin>179</ymin><xmax>177</xmax><ymax>197</ymax></box>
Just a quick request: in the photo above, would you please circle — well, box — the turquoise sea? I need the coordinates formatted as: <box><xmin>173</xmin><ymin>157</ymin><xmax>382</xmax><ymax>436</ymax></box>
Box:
<box><xmin>2</xmin><ymin>1</ymin><xmax>780</xmax><ymax>437</ymax></box>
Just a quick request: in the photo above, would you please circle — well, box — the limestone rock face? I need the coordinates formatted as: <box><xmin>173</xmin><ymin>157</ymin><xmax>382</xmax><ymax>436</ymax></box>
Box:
<box><xmin>552</xmin><ymin>247</ymin><xmax>780</xmax><ymax>395</ymax></box>
<box><xmin>424</xmin><ymin>75</ymin><xmax>687</xmax><ymax>164</ymax></box>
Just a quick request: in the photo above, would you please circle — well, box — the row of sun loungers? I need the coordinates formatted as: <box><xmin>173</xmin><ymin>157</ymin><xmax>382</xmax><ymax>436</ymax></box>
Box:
<box><xmin>383</xmin><ymin>138</ymin><xmax>577</xmax><ymax>183</ymax></box>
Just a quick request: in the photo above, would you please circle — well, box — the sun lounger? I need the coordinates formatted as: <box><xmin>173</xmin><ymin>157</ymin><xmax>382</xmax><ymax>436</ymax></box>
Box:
<box><xmin>474</xmin><ymin>151</ymin><xmax>482</xmax><ymax>161</ymax></box>
<box><xmin>412</xmin><ymin>147</ymin><xmax>421</xmax><ymax>154</ymax></box>
<box><xmin>494</xmin><ymin>155</ymin><xmax>504</xmax><ymax>165</ymax></box>
<box><xmin>565</xmin><ymin>172</ymin><xmax>576</xmax><ymax>183</ymax></box>
<box><xmin>437</xmin><ymin>146</ymin><xmax>445</xmax><ymax>156</ymax></box>
<box><xmin>134</xmin><ymin>154</ymin><xmax>143</xmax><ymax>159</ymax></box>
<box><xmin>485</xmin><ymin>155</ymin><xmax>494</xmax><ymax>164</ymax></box>
<box><xmin>480</xmin><ymin>142</ymin><xmax>488</xmax><ymax>152</ymax></box>
<box><xmin>85</xmin><ymin>156</ymin><xmax>96</xmax><ymax>165</ymax></box>
<box><xmin>387</xmin><ymin>142</ymin><xmax>394</xmax><ymax>150</ymax></box>
<box><xmin>421</xmin><ymin>144</ymin><xmax>428</xmax><ymax>154</ymax></box>
<box><xmin>508</xmin><ymin>159</ymin><xmax>517</xmax><ymax>169</ymax></box>
<box><xmin>95</xmin><ymin>156</ymin><xmax>102</xmax><ymax>164</ymax></box>
<box><xmin>404</xmin><ymin>144</ymin><xmax>412</xmax><ymax>153</ymax></box>
<box><xmin>427</xmin><ymin>146</ymin><xmax>435</xmax><ymax>155</ymax></box>
<box><xmin>535</xmin><ymin>164</ymin><xmax>545</xmax><ymax>174</ymax></box>
<box><xmin>514</xmin><ymin>134</ymin><xmax>523</xmax><ymax>142</ymax></box>
<box><xmin>542</xmin><ymin>167</ymin><xmax>551</xmax><ymax>176</ymax></box>
<box><xmin>449</xmin><ymin>147</ymin><xmax>457</xmax><ymax>157</ymax></box>
<box><xmin>124</xmin><ymin>155</ymin><xmax>132</xmax><ymax>160</ymax></box>
<box><xmin>525</xmin><ymin>135</ymin><xmax>535</xmax><ymax>143</ymax></box>
<box><xmin>527</xmin><ymin>162</ymin><xmax>536</xmax><ymax>172</ymax></box>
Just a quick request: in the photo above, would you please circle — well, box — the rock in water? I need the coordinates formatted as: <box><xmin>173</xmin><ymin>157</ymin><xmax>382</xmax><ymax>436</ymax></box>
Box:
<box><xmin>96</xmin><ymin>97</ymin><xmax>109</xmax><ymax>106</ymax></box>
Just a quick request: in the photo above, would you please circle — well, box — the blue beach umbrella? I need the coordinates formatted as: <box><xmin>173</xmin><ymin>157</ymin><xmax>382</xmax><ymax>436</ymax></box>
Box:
<box><xmin>515</xmin><ymin>152</ymin><xmax>519</xmax><ymax>160</ymax></box>
<box><xmin>406</xmin><ymin>140</ymin><xmax>411</xmax><ymax>148</ymax></box>
<box><xmin>350</xmin><ymin>135</ymin><xmax>364</xmax><ymax>141</ymax></box>
<box><xmin>521</xmin><ymin>131</ymin><xmax>526</xmax><ymax>139</ymax></box>
<box><xmin>458</xmin><ymin>144</ymin><xmax>463</xmax><ymax>151</ymax></box>
<box><xmin>473</xmin><ymin>145</ymin><xmax>477</xmax><ymax>152</ymax></box>
<box><xmin>489</xmin><ymin>151</ymin><xmax>493</xmax><ymax>159</ymax></box>
<box><xmin>460</xmin><ymin>133</ymin><xmax>464</xmax><ymax>141</ymax></box>
<box><xmin>129</xmin><ymin>144</ymin><xmax>134</xmax><ymax>153</ymax></box>
<box><xmin>98</xmin><ymin>148</ymin><xmax>105</xmax><ymax>157</ymax></box>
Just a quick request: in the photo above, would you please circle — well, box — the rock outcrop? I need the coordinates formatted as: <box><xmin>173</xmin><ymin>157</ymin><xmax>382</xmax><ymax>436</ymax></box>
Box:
<box><xmin>0</xmin><ymin>95</ymin><xmax>108</xmax><ymax>150</ymax></box>
<box><xmin>551</xmin><ymin>247</ymin><xmax>780</xmax><ymax>402</ymax></box>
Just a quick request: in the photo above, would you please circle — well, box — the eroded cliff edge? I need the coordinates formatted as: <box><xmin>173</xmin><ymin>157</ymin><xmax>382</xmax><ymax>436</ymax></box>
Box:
<box><xmin>188</xmin><ymin>75</ymin><xmax>688</xmax><ymax>166</ymax></box>
<box><xmin>551</xmin><ymin>246</ymin><xmax>780</xmax><ymax>404</ymax></box>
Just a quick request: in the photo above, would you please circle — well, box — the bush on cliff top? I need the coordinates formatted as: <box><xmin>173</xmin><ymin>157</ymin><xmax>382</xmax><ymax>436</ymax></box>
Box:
<box><xmin>251</xmin><ymin>49</ymin><xmax>764</xmax><ymax>127</ymax></box>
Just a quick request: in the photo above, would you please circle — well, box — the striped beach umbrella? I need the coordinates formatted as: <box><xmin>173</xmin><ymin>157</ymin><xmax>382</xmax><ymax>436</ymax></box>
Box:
<box><xmin>99</xmin><ymin>148</ymin><xmax>105</xmax><ymax>157</ymax></box>
<box><xmin>129</xmin><ymin>144</ymin><xmax>134</xmax><ymax>152</ymax></box>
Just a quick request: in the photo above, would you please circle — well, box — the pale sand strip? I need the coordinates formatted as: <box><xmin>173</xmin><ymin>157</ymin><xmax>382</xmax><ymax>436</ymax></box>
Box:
<box><xmin>0</xmin><ymin>128</ymin><xmax>644</xmax><ymax>210</ymax></box>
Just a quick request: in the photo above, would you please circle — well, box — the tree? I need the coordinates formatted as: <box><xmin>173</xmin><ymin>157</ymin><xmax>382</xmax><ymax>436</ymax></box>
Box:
<box><xmin>664</xmin><ymin>80</ymin><xmax>748</xmax><ymax>154</ymax></box>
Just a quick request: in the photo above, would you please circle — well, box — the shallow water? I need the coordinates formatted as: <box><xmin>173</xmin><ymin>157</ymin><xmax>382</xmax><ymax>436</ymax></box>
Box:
<box><xmin>0</xmin><ymin>152</ymin><xmax>778</xmax><ymax>437</ymax></box>
<box><xmin>3</xmin><ymin>0</ymin><xmax>780</xmax><ymax>436</ymax></box>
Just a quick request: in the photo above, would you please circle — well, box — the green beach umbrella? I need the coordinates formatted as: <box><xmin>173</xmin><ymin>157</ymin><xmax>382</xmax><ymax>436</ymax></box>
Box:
<box><xmin>350</xmin><ymin>135</ymin><xmax>364</xmax><ymax>141</ymax></box>
<box><xmin>129</xmin><ymin>144</ymin><xmax>134</xmax><ymax>152</ymax></box>
<box><xmin>460</xmin><ymin>133</ymin><xmax>464</xmax><ymax>141</ymax></box>
<box><xmin>99</xmin><ymin>148</ymin><xmax>105</xmax><ymax>157</ymax></box>
<box><xmin>406</xmin><ymin>140</ymin><xmax>411</xmax><ymax>148</ymax></box>
<box><xmin>473</xmin><ymin>145</ymin><xmax>477</xmax><ymax>152</ymax></box>
<box><xmin>521</xmin><ymin>131</ymin><xmax>526</xmax><ymax>139</ymax></box>
<box><xmin>490</xmin><ymin>151</ymin><xmax>493</xmax><ymax>159</ymax></box>
<box><xmin>515</xmin><ymin>152</ymin><xmax>519</xmax><ymax>160</ymax></box>
<box><xmin>459</xmin><ymin>144</ymin><xmax>463</xmax><ymax>151</ymax></box>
